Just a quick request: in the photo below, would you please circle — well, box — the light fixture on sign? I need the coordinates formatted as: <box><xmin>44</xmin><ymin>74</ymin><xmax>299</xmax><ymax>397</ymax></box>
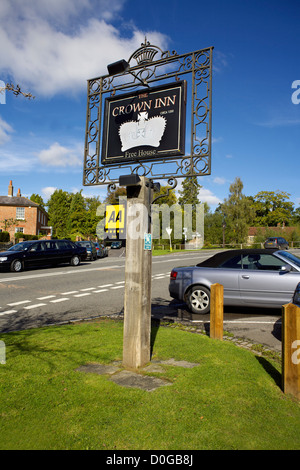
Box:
<box><xmin>107</xmin><ymin>60</ymin><xmax>150</xmax><ymax>88</ymax></box>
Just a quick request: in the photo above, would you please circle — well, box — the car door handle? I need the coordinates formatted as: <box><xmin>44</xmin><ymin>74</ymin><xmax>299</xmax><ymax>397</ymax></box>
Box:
<box><xmin>242</xmin><ymin>275</ymin><xmax>250</xmax><ymax>279</ymax></box>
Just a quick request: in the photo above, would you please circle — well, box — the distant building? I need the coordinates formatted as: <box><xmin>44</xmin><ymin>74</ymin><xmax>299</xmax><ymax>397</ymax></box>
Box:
<box><xmin>0</xmin><ymin>180</ymin><xmax>51</xmax><ymax>240</ymax></box>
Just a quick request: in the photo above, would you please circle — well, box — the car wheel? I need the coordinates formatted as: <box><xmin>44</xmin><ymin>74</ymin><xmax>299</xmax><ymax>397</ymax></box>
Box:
<box><xmin>10</xmin><ymin>259</ymin><xmax>23</xmax><ymax>272</ymax></box>
<box><xmin>187</xmin><ymin>285</ymin><xmax>210</xmax><ymax>314</ymax></box>
<box><xmin>70</xmin><ymin>255</ymin><xmax>80</xmax><ymax>266</ymax></box>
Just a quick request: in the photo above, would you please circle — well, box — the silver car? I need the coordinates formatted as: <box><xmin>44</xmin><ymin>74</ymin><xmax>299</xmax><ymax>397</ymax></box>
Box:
<box><xmin>169</xmin><ymin>249</ymin><xmax>300</xmax><ymax>314</ymax></box>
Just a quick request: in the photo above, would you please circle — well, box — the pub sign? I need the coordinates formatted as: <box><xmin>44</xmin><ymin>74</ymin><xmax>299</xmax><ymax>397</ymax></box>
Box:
<box><xmin>101</xmin><ymin>81</ymin><xmax>186</xmax><ymax>165</ymax></box>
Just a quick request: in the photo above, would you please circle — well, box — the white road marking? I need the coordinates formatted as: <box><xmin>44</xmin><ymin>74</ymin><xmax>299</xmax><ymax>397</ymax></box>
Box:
<box><xmin>0</xmin><ymin>265</ymin><xmax>121</xmax><ymax>283</ymax></box>
<box><xmin>74</xmin><ymin>293</ymin><xmax>91</xmax><ymax>297</ymax></box>
<box><xmin>50</xmin><ymin>298</ymin><xmax>69</xmax><ymax>303</ymax></box>
<box><xmin>61</xmin><ymin>291</ymin><xmax>78</xmax><ymax>295</ymax></box>
<box><xmin>37</xmin><ymin>295</ymin><xmax>56</xmax><ymax>300</ymax></box>
<box><xmin>0</xmin><ymin>310</ymin><xmax>17</xmax><ymax>316</ymax></box>
<box><xmin>24</xmin><ymin>303</ymin><xmax>47</xmax><ymax>310</ymax></box>
<box><xmin>8</xmin><ymin>300</ymin><xmax>31</xmax><ymax>306</ymax></box>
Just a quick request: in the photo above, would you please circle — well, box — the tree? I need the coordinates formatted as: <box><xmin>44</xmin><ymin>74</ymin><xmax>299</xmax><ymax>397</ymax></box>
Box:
<box><xmin>66</xmin><ymin>191</ymin><xmax>88</xmax><ymax>237</ymax></box>
<box><xmin>152</xmin><ymin>184</ymin><xmax>177</xmax><ymax>206</ymax></box>
<box><xmin>178</xmin><ymin>176</ymin><xmax>201</xmax><ymax>208</ymax></box>
<box><xmin>178</xmin><ymin>176</ymin><xmax>202</xmax><ymax>234</ymax></box>
<box><xmin>252</xmin><ymin>190</ymin><xmax>294</xmax><ymax>226</ymax></box>
<box><xmin>47</xmin><ymin>190</ymin><xmax>72</xmax><ymax>238</ymax></box>
<box><xmin>85</xmin><ymin>196</ymin><xmax>103</xmax><ymax>237</ymax></box>
<box><xmin>104</xmin><ymin>187</ymin><xmax>127</xmax><ymax>205</ymax></box>
<box><xmin>30</xmin><ymin>194</ymin><xmax>45</xmax><ymax>210</ymax></box>
<box><xmin>220</xmin><ymin>177</ymin><xmax>254</xmax><ymax>244</ymax></box>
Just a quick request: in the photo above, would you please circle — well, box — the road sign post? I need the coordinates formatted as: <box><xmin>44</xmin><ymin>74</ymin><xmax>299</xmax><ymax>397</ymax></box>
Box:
<box><xmin>122</xmin><ymin>177</ymin><xmax>153</xmax><ymax>370</ymax></box>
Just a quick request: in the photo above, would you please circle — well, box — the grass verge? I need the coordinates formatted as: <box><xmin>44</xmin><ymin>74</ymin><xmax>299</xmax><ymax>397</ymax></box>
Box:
<box><xmin>0</xmin><ymin>318</ymin><xmax>299</xmax><ymax>450</ymax></box>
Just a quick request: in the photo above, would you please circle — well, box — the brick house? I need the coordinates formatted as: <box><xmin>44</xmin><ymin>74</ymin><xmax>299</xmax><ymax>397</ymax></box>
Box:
<box><xmin>0</xmin><ymin>180</ymin><xmax>51</xmax><ymax>240</ymax></box>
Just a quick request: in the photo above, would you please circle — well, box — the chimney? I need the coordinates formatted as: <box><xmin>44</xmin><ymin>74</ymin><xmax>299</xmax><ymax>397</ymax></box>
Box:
<box><xmin>17</xmin><ymin>188</ymin><xmax>21</xmax><ymax>197</ymax></box>
<box><xmin>8</xmin><ymin>180</ymin><xmax>13</xmax><ymax>197</ymax></box>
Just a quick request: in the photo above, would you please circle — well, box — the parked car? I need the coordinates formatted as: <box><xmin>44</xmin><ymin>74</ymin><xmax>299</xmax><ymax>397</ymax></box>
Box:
<box><xmin>111</xmin><ymin>241</ymin><xmax>122</xmax><ymax>249</ymax></box>
<box><xmin>169</xmin><ymin>248</ymin><xmax>300</xmax><ymax>314</ymax></box>
<box><xmin>264</xmin><ymin>237</ymin><xmax>289</xmax><ymax>250</ymax></box>
<box><xmin>75</xmin><ymin>241</ymin><xmax>97</xmax><ymax>260</ymax></box>
<box><xmin>0</xmin><ymin>239</ymin><xmax>87</xmax><ymax>272</ymax></box>
<box><xmin>94</xmin><ymin>242</ymin><xmax>108</xmax><ymax>258</ymax></box>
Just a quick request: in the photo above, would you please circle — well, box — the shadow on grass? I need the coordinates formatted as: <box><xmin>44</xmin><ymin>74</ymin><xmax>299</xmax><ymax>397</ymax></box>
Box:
<box><xmin>255</xmin><ymin>356</ymin><xmax>282</xmax><ymax>388</ymax></box>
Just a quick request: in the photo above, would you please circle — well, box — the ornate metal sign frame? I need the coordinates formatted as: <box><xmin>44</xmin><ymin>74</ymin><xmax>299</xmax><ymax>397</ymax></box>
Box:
<box><xmin>83</xmin><ymin>38</ymin><xmax>213</xmax><ymax>189</ymax></box>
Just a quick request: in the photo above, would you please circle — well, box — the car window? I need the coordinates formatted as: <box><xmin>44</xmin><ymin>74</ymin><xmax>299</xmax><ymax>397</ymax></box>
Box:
<box><xmin>29</xmin><ymin>243</ymin><xmax>44</xmax><ymax>252</ymax></box>
<box><xmin>242</xmin><ymin>253</ymin><xmax>286</xmax><ymax>271</ymax></box>
<box><xmin>8</xmin><ymin>242</ymin><xmax>30</xmax><ymax>252</ymax></box>
<box><xmin>55</xmin><ymin>240</ymin><xmax>72</xmax><ymax>249</ymax></box>
<box><xmin>219</xmin><ymin>255</ymin><xmax>242</xmax><ymax>269</ymax></box>
<box><xmin>43</xmin><ymin>241</ymin><xmax>53</xmax><ymax>250</ymax></box>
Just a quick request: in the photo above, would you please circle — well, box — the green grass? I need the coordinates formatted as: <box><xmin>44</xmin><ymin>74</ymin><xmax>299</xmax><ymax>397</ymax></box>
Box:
<box><xmin>0</xmin><ymin>319</ymin><xmax>299</xmax><ymax>450</ymax></box>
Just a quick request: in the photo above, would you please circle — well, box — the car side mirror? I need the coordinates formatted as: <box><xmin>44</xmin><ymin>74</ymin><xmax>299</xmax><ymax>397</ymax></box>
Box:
<box><xmin>280</xmin><ymin>264</ymin><xmax>291</xmax><ymax>273</ymax></box>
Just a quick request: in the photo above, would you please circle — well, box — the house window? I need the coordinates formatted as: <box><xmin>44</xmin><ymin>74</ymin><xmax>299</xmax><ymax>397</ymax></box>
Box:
<box><xmin>16</xmin><ymin>207</ymin><xmax>25</xmax><ymax>220</ymax></box>
<box><xmin>15</xmin><ymin>227</ymin><xmax>24</xmax><ymax>233</ymax></box>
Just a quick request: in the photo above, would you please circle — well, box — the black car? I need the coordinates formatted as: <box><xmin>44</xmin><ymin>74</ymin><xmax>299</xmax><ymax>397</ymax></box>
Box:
<box><xmin>264</xmin><ymin>237</ymin><xmax>289</xmax><ymax>250</ymax></box>
<box><xmin>75</xmin><ymin>241</ymin><xmax>97</xmax><ymax>260</ymax></box>
<box><xmin>0</xmin><ymin>239</ymin><xmax>87</xmax><ymax>272</ymax></box>
<box><xmin>111</xmin><ymin>241</ymin><xmax>122</xmax><ymax>249</ymax></box>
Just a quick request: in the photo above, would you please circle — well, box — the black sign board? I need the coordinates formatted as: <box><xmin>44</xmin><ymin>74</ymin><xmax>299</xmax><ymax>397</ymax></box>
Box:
<box><xmin>293</xmin><ymin>283</ymin><xmax>300</xmax><ymax>306</ymax></box>
<box><xmin>101</xmin><ymin>81</ymin><xmax>186</xmax><ymax>165</ymax></box>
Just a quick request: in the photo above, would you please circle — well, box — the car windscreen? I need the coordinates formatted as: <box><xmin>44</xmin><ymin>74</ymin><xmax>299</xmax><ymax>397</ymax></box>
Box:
<box><xmin>7</xmin><ymin>242</ymin><xmax>32</xmax><ymax>252</ymax></box>
<box><xmin>277</xmin><ymin>251</ymin><xmax>300</xmax><ymax>269</ymax></box>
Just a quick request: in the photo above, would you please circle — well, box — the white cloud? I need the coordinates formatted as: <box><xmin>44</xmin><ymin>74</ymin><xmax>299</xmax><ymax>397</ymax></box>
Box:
<box><xmin>0</xmin><ymin>116</ymin><xmax>14</xmax><ymax>145</ymax></box>
<box><xmin>37</xmin><ymin>142</ymin><xmax>82</xmax><ymax>167</ymax></box>
<box><xmin>41</xmin><ymin>186</ymin><xmax>57</xmax><ymax>200</ymax></box>
<box><xmin>213</xmin><ymin>176</ymin><xmax>226</xmax><ymax>185</ymax></box>
<box><xmin>0</xmin><ymin>150</ymin><xmax>36</xmax><ymax>172</ymax></box>
<box><xmin>199</xmin><ymin>188</ymin><xmax>222</xmax><ymax>206</ymax></box>
<box><xmin>0</xmin><ymin>0</ymin><xmax>167</xmax><ymax>96</ymax></box>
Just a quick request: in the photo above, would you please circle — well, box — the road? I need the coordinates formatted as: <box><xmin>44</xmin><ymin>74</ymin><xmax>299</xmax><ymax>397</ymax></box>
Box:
<box><xmin>0</xmin><ymin>248</ymin><xmax>284</xmax><ymax>351</ymax></box>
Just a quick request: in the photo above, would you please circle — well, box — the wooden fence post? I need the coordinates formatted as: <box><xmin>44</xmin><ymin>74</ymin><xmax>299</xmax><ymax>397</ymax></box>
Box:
<box><xmin>282</xmin><ymin>303</ymin><xmax>300</xmax><ymax>399</ymax></box>
<box><xmin>210</xmin><ymin>283</ymin><xmax>223</xmax><ymax>340</ymax></box>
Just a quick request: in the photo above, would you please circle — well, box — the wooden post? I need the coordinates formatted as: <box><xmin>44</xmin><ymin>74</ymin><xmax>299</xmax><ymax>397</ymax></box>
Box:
<box><xmin>122</xmin><ymin>177</ymin><xmax>153</xmax><ymax>370</ymax></box>
<box><xmin>210</xmin><ymin>283</ymin><xmax>223</xmax><ymax>340</ymax></box>
<box><xmin>282</xmin><ymin>303</ymin><xmax>300</xmax><ymax>399</ymax></box>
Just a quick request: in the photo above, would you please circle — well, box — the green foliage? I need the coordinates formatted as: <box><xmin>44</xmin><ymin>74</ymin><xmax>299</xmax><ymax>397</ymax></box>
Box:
<box><xmin>252</xmin><ymin>190</ymin><xmax>295</xmax><ymax>226</ymax></box>
<box><xmin>47</xmin><ymin>190</ymin><xmax>102</xmax><ymax>240</ymax></box>
<box><xmin>30</xmin><ymin>194</ymin><xmax>45</xmax><ymax>210</ymax></box>
<box><xmin>220</xmin><ymin>177</ymin><xmax>255</xmax><ymax>244</ymax></box>
<box><xmin>152</xmin><ymin>185</ymin><xmax>177</xmax><ymax>206</ymax></box>
<box><xmin>0</xmin><ymin>231</ymin><xmax>10</xmax><ymax>242</ymax></box>
<box><xmin>15</xmin><ymin>233</ymin><xmax>38</xmax><ymax>241</ymax></box>
<box><xmin>178</xmin><ymin>176</ymin><xmax>201</xmax><ymax>208</ymax></box>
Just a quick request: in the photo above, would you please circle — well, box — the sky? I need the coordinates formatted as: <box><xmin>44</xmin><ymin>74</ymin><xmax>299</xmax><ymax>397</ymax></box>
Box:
<box><xmin>0</xmin><ymin>0</ymin><xmax>299</xmax><ymax>213</ymax></box>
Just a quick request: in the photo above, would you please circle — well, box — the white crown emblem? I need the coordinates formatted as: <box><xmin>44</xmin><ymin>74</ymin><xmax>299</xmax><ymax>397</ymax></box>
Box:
<box><xmin>119</xmin><ymin>112</ymin><xmax>166</xmax><ymax>152</ymax></box>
